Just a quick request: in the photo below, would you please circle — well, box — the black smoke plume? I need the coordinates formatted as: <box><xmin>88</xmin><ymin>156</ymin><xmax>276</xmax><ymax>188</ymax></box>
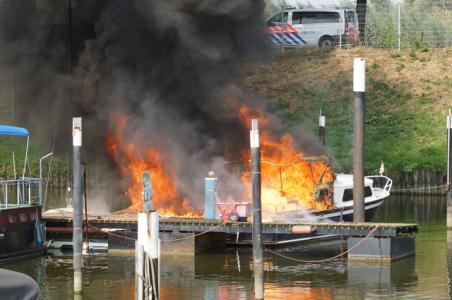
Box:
<box><xmin>0</xmin><ymin>0</ymin><xmax>326</xmax><ymax>211</ymax></box>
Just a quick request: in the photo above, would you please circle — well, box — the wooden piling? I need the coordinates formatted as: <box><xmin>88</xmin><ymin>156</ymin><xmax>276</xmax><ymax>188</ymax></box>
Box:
<box><xmin>135</xmin><ymin>243</ymin><xmax>144</xmax><ymax>300</ymax></box>
<box><xmin>353</xmin><ymin>58</ymin><xmax>366</xmax><ymax>223</ymax></box>
<box><xmin>250</xmin><ymin>119</ymin><xmax>264</xmax><ymax>300</ymax></box>
<box><xmin>447</xmin><ymin>110</ymin><xmax>452</xmax><ymax>229</ymax></box>
<box><xmin>319</xmin><ymin>112</ymin><xmax>326</xmax><ymax>145</ymax></box>
<box><xmin>72</xmin><ymin>117</ymin><xmax>83</xmax><ymax>295</ymax></box>
<box><xmin>136</xmin><ymin>171</ymin><xmax>160</xmax><ymax>299</ymax></box>
<box><xmin>150</xmin><ymin>211</ymin><xmax>160</xmax><ymax>299</ymax></box>
<box><xmin>448</xmin><ymin>231</ymin><xmax>452</xmax><ymax>297</ymax></box>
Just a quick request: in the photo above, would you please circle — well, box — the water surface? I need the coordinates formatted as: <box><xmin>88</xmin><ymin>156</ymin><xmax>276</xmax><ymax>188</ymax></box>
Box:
<box><xmin>3</xmin><ymin>195</ymin><xmax>451</xmax><ymax>299</ymax></box>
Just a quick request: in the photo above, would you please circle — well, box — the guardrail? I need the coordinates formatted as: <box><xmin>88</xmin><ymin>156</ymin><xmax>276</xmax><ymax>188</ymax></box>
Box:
<box><xmin>0</xmin><ymin>177</ymin><xmax>41</xmax><ymax>209</ymax></box>
<box><xmin>366</xmin><ymin>175</ymin><xmax>393</xmax><ymax>192</ymax></box>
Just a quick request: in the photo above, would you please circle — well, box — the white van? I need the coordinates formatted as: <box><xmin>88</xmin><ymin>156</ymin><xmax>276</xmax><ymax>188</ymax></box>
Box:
<box><xmin>265</xmin><ymin>8</ymin><xmax>359</xmax><ymax>47</ymax></box>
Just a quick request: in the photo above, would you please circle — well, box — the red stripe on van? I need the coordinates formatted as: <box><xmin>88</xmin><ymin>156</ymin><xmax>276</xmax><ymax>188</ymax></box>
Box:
<box><xmin>286</xmin><ymin>23</ymin><xmax>298</xmax><ymax>33</ymax></box>
<box><xmin>271</xmin><ymin>26</ymin><xmax>282</xmax><ymax>34</ymax></box>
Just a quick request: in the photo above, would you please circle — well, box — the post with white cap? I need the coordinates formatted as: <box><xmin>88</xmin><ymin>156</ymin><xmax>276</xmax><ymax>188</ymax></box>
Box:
<box><xmin>149</xmin><ymin>211</ymin><xmax>160</xmax><ymax>300</ymax></box>
<box><xmin>137</xmin><ymin>171</ymin><xmax>160</xmax><ymax>300</ymax></box>
<box><xmin>319</xmin><ymin>110</ymin><xmax>326</xmax><ymax>146</ymax></box>
<box><xmin>250</xmin><ymin>118</ymin><xmax>264</xmax><ymax>299</ymax></box>
<box><xmin>353</xmin><ymin>58</ymin><xmax>366</xmax><ymax>223</ymax></box>
<box><xmin>72</xmin><ymin>117</ymin><xmax>83</xmax><ymax>295</ymax></box>
<box><xmin>447</xmin><ymin>110</ymin><xmax>452</xmax><ymax>229</ymax></box>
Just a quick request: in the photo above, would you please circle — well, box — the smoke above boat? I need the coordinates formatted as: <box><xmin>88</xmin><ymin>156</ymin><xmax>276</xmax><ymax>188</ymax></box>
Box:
<box><xmin>0</xmin><ymin>0</ymin><xmax>331</xmax><ymax>215</ymax></box>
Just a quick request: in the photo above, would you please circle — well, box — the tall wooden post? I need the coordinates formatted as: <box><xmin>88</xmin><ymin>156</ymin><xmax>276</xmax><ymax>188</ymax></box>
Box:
<box><xmin>448</xmin><ymin>231</ymin><xmax>452</xmax><ymax>298</ymax></box>
<box><xmin>319</xmin><ymin>111</ymin><xmax>326</xmax><ymax>146</ymax></box>
<box><xmin>72</xmin><ymin>117</ymin><xmax>83</xmax><ymax>295</ymax></box>
<box><xmin>447</xmin><ymin>110</ymin><xmax>452</xmax><ymax>229</ymax></box>
<box><xmin>251</xmin><ymin>119</ymin><xmax>264</xmax><ymax>299</ymax></box>
<box><xmin>353</xmin><ymin>59</ymin><xmax>366</xmax><ymax>223</ymax></box>
<box><xmin>137</xmin><ymin>171</ymin><xmax>160</xmax><ymax>300</ymax></box>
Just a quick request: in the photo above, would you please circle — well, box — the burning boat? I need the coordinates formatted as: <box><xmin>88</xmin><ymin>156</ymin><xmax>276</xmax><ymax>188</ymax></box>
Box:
<box><xmin>217</xmin><ymin>155</ymin><xmax>392</xmax><ymax>224</ymax></box>
<box><xmin>108</xmin><ymin>110</ymin><xmax>392</xmax><ymax>224</ymax></box>
<box><xmin>271</xmin><ymin>171</ymin><xmax>393</xmax><ymax>223</ymax></box>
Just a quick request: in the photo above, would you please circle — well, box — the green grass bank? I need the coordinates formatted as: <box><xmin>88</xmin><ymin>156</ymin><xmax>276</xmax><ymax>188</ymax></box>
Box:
<box><xmin>244</xmin><ymin>47</ymin><xmax>451</xmax><ymax>176</ymax></box>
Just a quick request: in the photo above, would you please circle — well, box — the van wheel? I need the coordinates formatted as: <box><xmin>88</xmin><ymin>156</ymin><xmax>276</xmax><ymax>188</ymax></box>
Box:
<box><xmin>319</xmin><ymin>37</ymin><xmax>334</xmax><ymax>48</ymax></box>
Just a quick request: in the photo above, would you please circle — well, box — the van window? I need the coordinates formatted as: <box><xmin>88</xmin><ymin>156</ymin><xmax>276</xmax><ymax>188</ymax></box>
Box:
<box><xmin>346</xmin><ymin>11</ymin><xmax>357</xmax><ymax>28</ymax></box>
<box><xmin>293</xmin><ymin>11</ymin><xmax>340</xmax><ymax>25</ymax></box>
<box><xmin>267</xmin><ymin>12</ymin><xmax>289</xmax><ymax>26</ymax></box>
<box><xmin>342</xmin><ymin>187</ymin><xmax>373</xmax><ymax>201</ymax></box>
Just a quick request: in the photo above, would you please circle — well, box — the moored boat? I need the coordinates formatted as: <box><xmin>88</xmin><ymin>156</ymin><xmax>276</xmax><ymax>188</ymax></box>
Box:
<box><xmin>0</xmin><ymin>125</ymin><xmax>49</xmax><ymax>262</ymax></box>
<box><xmin>276</xmin><ymin>173</ymin><xmax>392</xmax><ymax>223</ymax></box>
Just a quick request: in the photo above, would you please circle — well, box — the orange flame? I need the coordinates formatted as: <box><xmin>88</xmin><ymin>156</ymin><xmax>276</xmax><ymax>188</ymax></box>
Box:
<box><xmin>238</xmin><ymin>106</ymin><xmax>335</xmax><ymax>219</ymax></box>
<box><xmin>108</xmin><ymin>105</ymin><xmax>334</xmax><ymax>219</ymax></box>
<box><xmin>106</xmin><ymin>116</ymin><xmax>202</xmax><ymax>217</ymax></box>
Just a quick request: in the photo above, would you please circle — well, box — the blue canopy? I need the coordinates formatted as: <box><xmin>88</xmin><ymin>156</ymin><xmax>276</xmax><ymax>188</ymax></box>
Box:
<box><xmin>0</xmin><ymin>125</ymin><xmax>29</xmax><ymax>137</ymax></box>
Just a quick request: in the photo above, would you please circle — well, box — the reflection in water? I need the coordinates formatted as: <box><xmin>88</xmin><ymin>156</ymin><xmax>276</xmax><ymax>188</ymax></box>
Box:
<box><xmin>448</xmin><ymin>231</ymin><xmax>452</xmax><ymax>299</ymax></box>
<box><xmin>1</xmin><ymin>194</ymin><xmax>450</xmax><ymax>299</ymax></box>
<box><xmin>346</xmin><ymin>258</ymin><xmax>417</xmax><ymax>299</ymax></box>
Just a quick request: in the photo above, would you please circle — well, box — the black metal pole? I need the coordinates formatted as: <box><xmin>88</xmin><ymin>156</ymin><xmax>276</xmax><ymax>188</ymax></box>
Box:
<box><xmin>251</xmin><ymin>119</ymin><xmax>264</xmax><ymax>299</ymax></box>
<box><xmin>72</xmin><ymin>117</ymin><xmax>83</xmax><ymax>294</ymax></box>
<box><xmin>68</xmin><ymin>0</ymin><xmax>73</xmax><ymax>74</ymax></box>
<box><xmin>448</xmin><ymin>231</ymin><xmax>452</xmax><ymax>297</ymax></box>
<box><xmin>353</xmin><ymin>58</ymin><xmax>365</xmax><ymax>223</ymax></box>
<box><xmin>319</xmin><ymin>112</ymin><xmax>326</xmax><ymax>146</ymax></box>
<box><xmin>447</xmin><ymin>110</ymin><xmax>452</xmax><ymax>229</ymax></box>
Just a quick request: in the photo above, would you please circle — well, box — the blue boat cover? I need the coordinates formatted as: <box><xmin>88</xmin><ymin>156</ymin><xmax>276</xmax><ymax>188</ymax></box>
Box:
<box><xmin>0</xmin><ymin>125</ymin><xmax>29</xmax><ymax>137</ymax></box>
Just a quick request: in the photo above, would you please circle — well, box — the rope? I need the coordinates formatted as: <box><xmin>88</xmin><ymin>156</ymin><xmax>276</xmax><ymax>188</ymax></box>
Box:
<box><xmin>46</xmin><ymin>207</ymin><xmax>227</xmax><ymax>243</ymax></box>
<box><xmin>266</xmin><ymin>225</ymin><xmax>380</xmax><ymax>263</ymax></box>
<box><xmin>87</xmin><ymin>223</ymin><xmax>137</xmax><ymax>241</ymax></box>
<box><xmin>161</xmin><ymin>222</ymin><xmax>228</xmax><ymax>243</ymax></box>
<box><xmin>85</xmin><ymin>221</ymin><xmax>228</xmax><ymax>243</ymax></box>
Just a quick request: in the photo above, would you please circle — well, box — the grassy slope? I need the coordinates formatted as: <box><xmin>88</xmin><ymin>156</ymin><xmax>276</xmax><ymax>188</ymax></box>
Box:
<box><xmin>244</xmin><ymin>48</ymin><xmax>452</xmax><ymax>174</ymax></box>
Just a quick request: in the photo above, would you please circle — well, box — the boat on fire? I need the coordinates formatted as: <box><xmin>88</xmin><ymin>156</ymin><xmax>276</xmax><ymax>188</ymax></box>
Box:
<box><xmin>274</xmin><ymin>173</ymin><xmax>393</xmax><ymax>223</ymax></box>
<box><xmin>221</xmin><ymin>155</ymin><xmax>392</xmax><ymax>224</ymax></box>
<box><xmin>221</xmin><ymin>155</ymin><xmax>392</xmax><ymax>246</ymax></box>
<box><xmin>0</xmin><ymin>125</ymin><xmax>49</xmax><ymax>262</ymax></box>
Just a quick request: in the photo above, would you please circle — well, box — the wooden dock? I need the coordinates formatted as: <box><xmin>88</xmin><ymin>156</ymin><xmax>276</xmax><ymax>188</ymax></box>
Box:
<box><xmin>43</xmin><ymin>212</ymin><xmax>418</xmax><ymax>237</ymax></box>
<box><xmin>43</xmin><ymin>211</ymin><xmax>418</xmax><ymax>261</ymax></box>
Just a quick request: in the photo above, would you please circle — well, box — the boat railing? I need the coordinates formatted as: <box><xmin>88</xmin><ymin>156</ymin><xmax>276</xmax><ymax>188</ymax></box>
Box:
<box><xmin>365</xmin><ymin>175</ymin><xmax>393</xmax><ymax>193</ymax></box>
<box><xmin>0</xmin><ymin>177</ymin><xmax>41</xmax><ymax>210</ymax></box>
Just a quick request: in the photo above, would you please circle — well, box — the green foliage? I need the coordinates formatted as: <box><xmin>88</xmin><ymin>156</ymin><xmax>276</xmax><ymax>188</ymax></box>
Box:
<box><xmin>409</xmin><ymin>49</ymin><xmax>418</xmax><ymax>59</ymax></box>
<box><xmin>263</xmin><ymin>63</ymin><xmax>446</xmax><ymax>174</ymax></box>
<box><xmin>371</xmin><ymin>60</ymin><xmax>381</xmax><ymax>69</ymax></box>
<box><xmin>0</xmin><ymin>136</ymin><xmax>45</xmax><ymax>178</ymax></box>
<box><xmin>365</xmin><ymin>1</ymin><xmax>452</xmax><ymax>48</ymax></box>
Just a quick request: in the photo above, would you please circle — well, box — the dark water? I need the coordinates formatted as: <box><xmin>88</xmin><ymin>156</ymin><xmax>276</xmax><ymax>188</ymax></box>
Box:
<box><xmin>3</xmin><ymin>195</ymin><xmax>451</xmax><ymax>299</ymax></box>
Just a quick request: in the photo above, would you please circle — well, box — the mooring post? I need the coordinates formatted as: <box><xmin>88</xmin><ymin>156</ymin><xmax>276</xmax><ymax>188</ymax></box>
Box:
<box><xmin>353</xmin><ymin>58</ymin><xmax>366</xmax><ymax>223</ymax></box>
<box><xmin>72</xmin><ymin>117</ymin><xmax>83</xmax><ymax>295</ymax></box>
<box><xmin>142</xmin><ymin>171</ymin><xmax>152</xmax><ymax>212</ymax></box>
<box><xmin>319</xmin><ymin>110</ymin><xmax>326</xmax><ymax>146</ymax></box>
<box><xmin>150</xmin><ymin>211</ymin><xmax>160</xmax><ymax>300</ymax></box>
<box><xmin>447</xmin><ymin>110</ymin><xmax>452</xmax><ymax>229</ymax></box>
<box><xmin>137</xmin><ymin>171</ymin><xmax>160</xmax><ymax>300</ymax></box>
<box><xmin>137</xmin><ymin>213</ymin><xmax>149</xmax><ymax>298</ymax></box>
<box><xmin>448</xmin><ymin>231</ymin><xmax>452</xmax><ymax>297</ymax></box>
<box><xmin>135</xmin><ymin>243</ymin><xmax>144</xmax><ymax>300</ymax></box>
<box><xmin>204</xmin><ymin>172</ymin><xmax>218</xmax><ymax>220</ymax></box>
<box><xmin>250</xmin><ymin>118</ymin><xmax>264</xmax><ymax>299</ymax></box>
